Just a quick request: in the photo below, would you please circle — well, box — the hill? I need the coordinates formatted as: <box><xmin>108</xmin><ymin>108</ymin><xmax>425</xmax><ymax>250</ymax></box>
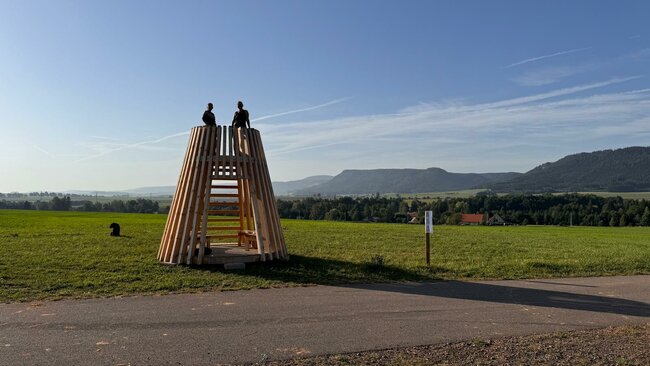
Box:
<box><xmin>272</xmin><ymin>175</ymin><xmax>334</xmax><ymax>196</ymax></box>
<box><xmin>490</xmin><ymin>146</ymin><xmax>650</xmax><ymax>192</ymax></box>
<box><xmin>64</xmin><ymin>186</ymin><xmax>176</xmax><ymax>197</ymax></box>
<box><xmin>294</xmin><ymin>168</ymin><xmax>521</xmax><ymax>195</ymax></box>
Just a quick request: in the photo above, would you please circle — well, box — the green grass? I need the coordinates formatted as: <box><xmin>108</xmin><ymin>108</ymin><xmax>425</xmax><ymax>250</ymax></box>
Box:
<box><xmin>1</xmin><ymin>210</ymin><xmax>649</xmax><ymax>302</ymax></box>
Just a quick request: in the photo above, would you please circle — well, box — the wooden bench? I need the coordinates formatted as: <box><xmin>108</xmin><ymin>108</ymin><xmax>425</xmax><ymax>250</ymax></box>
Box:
<box><xmin>238</xmin><ymin>230</ymin><xmax>257</xmax><ymax>250</ymax></box>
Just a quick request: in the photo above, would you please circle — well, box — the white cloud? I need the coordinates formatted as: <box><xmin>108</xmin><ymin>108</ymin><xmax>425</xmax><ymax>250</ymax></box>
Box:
<box><xmin>255</xmin><ymin>78</ymin><xmax>650</xmax><ymax>179</ymax></box>
<box><xmin>22</xmin><ymin>78</ymin><xmax>650</xmax><ymax>188</ymax></box>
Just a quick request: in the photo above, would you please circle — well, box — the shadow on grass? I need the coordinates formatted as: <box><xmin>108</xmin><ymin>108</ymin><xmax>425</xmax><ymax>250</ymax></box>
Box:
<box><xmin>192</xmin><ymin>254</ymin><xmax>439</xmax><ymax>285</ymax></box>
<box><xmin>192</xmin><ymin>255</ymin><xmax>650</xmax><ymax>318</ymax></box>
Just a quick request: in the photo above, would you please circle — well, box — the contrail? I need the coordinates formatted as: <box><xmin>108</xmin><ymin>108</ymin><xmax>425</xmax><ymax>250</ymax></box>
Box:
<box><xmin>74</xmin><ymin>131</ymin><xmax>190</xmax><ymax>163</ymax></box>
<box><xmin>505</xmin><ymin>47</ymin><xmax>591</xmax><ymax>68</ymax></box>
<box><xmin>252</xmin><ymin>97</ymin><xmax>351</xmax><ymax>122</ymax></box>
<box><xmin>33</xmin><ymin>145</ymin><xmax>54</xmax><ymax>157</ymax></box>
<box><xmin>74</xmin><ymin>98</ymin><xmax>349</xmax><ymax>162</ymax></box>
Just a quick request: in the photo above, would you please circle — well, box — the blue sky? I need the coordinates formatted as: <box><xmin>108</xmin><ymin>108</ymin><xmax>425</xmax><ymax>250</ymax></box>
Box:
<box><xmin>0</xmin><ymin>0</ymin><xmax>649</xmax><ymax>192</ymax></box>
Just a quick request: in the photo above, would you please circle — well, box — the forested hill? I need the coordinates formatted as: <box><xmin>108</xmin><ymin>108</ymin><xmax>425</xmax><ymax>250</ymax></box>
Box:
<box><xmin>295</xmin><ymin>168</ymin><xmax>521</xmax><ymax>195</ymax></box>
<box><xmin>490</xmin><ymin>146</ymin><xmax>650</xmax><ymax>192</ymax></box>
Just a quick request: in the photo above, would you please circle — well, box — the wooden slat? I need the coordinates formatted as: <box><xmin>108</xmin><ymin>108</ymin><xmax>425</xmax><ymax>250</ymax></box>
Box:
<box><xmin>177</xmin><ymin>127</ymin><xmax>209</xmax><ymax>264</ymax></box>
<box><xmin>209</xmin><ymin>193</ymin><xmax>239</xmax><ymax>198</ymax></box>
<box><xmin>246</xmin><ymin>128</ymin><xmax>269</xmax><ymax>261</ymax></box>
<box><xmin>252</xmin><ymin>129</ymin><xmax>285</xmax><ymax>259</ymax></box>
<box><xmin>238</xmin><ymin>127</ymin><xmax>266</xmax><ymax>260</ymax></box>
<box><xmin>187</xmin><ymin>126</ymin><xmax>215</xmax><ymax>264</ymax></box>
<box><xmin>211</xmin><ymin>185</ymin><xmax>237</xmax><ymax>189</ymax></box>
<box><xmin>159</xmin><ymin>127</ymin><xmax>197</xmax><ymax>262</ymax></box>
<box><xmin>207</xmin><ymin>209</ymin><xmax>240</xmax><ymax>215</ymax></box>
<box><xmin>250</xmin><ymin>130</ymin><xmax>278</xmax><ymax>259</ymax></box>
<box><xmin>199</xmin><ymin>126</ymin><xmax>219</xmax><ymax>263</ymax></box>
<box><xmin>243</xmin><ymin>176</ymin><xmax>253</xmax><ymax>231</ymax></box>
<box><xmin>207</xmin><ymin>218</ymin><xmax>240</xmax><ymax>222</ymax></box>
<box><xmin>207</xmin><ymin>226</ymin><xmax>242</xmax><ymax>231</ymax></box>
<box><xmin>169</xmin><ymin>127</ymin><xmax>201</xmax><ymax>263</ymax></box>
<box><xmin>206</xmin><ymin>234</ymin><xmax>239</xmax><ymax>239</ymax></box>
<box><xmin>232</xmin><ymin>130</ymin><xmax>246</xmax><ymax>247</ymax></box>
<box><xmin>228</xmin><ymin>126</ymin><xmax>235</xmax><ymax>178</ymax></box>
<box><xmin>210</xmin><ymin>201</ymin><xmax>241</xmax><ymax>206</ymax></box>
<box><xmin>222</xmin><ymin>126</ymin><xmax>230</xmax><ymax>177</ymax></box>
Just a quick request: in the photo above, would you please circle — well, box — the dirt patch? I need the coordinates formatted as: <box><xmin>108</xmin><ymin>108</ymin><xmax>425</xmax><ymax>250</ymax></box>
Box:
<box><xmin>254</xmin><ymin>324</ymin><xmax>649</xmax><ymax>366</ymax></box>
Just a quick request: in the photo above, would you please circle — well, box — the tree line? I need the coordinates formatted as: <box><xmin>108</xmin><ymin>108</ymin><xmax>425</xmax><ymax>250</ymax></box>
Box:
<box><xmin>4</xmin><ymin>193</ymin><xmax>650</xmax><ymax>226</ymax></box>
<box><xmin>276</xmin><ymin>193</ymin><xmax>650</xmax><ymax>226</ymax></box>
<box><xmin>0</xmin><ymin>197</ymin><xmax>164</xmax><ymax>214</ymax></box>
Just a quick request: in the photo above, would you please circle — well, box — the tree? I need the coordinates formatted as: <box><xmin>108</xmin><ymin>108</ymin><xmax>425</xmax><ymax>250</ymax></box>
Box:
<box><xmin>50</xmin><ymin>196</ymin><xmax>71</xmax><ymax>211</ymax></box>
<box><xmin>324</xmin><ymin>208</ymin><xmax>345</xmax><ymax>221</ymax></box>
<box><xmin>641</xmin><ymin>207</ymin><xmax>650</xmax><ymax>226</ymax></box>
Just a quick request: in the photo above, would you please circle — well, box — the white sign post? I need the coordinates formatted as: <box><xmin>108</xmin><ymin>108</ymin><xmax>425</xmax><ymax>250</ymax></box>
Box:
<box><xmin>425</xmin><ymin>211</ymin><xmax>433</xmax><ymax>267</ymax></box>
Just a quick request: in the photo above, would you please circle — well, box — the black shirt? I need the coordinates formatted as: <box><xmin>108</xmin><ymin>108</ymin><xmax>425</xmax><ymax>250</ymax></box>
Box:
<box><xmin>202</xmin><ymin>110</ymin><xmax>216</xmax><ymax>126</ymax></box>
<box><xmin>232</xmin><ymin>109</ymin><xmax>250</xmax><ymax>129</ymax></box>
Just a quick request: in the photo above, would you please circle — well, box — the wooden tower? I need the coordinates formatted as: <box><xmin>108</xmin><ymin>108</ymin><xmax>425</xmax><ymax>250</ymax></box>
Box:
<box><xmin>157</xmin><ymin>126</ymin><xmax>288</xmax><ymax>265</ymax></box>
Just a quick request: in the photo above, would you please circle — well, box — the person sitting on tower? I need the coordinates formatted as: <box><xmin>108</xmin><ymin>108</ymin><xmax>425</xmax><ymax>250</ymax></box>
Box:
<box><xmin>202</xmin><ymin>103</ymin><xmax>216</xmax><ymax>126</ymax></box>
<box><xmin>231</xmin><ymin>101</ymin><xmax>250</xmax><ymax>129</ymax></box>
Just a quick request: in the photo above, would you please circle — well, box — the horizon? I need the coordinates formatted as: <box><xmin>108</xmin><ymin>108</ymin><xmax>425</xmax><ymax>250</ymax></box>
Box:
<box><xmin>1</xmin><ymin>1</ymin><xmax>649</xmax><ymax>192</ymax></box>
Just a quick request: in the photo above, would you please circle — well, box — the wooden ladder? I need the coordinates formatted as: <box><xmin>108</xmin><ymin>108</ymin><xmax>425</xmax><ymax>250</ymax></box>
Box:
<box><xmin>203</xmin><ymin>165</ymin><xmax>256</xmax><ymax>250</ymax></box>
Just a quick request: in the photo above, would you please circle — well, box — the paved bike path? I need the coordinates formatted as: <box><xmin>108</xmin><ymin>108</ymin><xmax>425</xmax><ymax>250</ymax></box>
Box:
<box><xmin>1</xmin><ymin>275</ymin><xmax>649</xmax><ymax>365</ymax></box>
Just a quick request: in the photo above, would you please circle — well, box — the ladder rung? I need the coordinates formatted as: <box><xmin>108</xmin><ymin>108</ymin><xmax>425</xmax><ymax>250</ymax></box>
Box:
<box><xmin>207</xmin><ymin>218</ymin><xmax>240</xmax><ymax>222</ymax></box>
<box><xmin>211</xmin><ymin>176</ymin><xmax>238</xmax><ymax>180</ymax></box>
<box><xmin>207</xmin><ymin>226</ymin><xmax>243</xmax><ymax>231</ymax></box>
<box><xmin>206</xmin><ymin>234</ymin><xmax>239</xmax><ymax>239</ymax></box>
<box><xmin>210</xmin><ymin>202</ymin><xmax>241</xmax><ymax>206</ymax></box>
<box><xmin>210</xmin><ymin>193</ymin><xmax>239</xmax><ymax>198</ymax></box>
<box><xmin>208</xmin><ymin>210</ymin><xmax>239</xmax><ymax>215</ymax></box>
<box><xmin>211</xmin><ymin>185</ymin><xmax>238</xmax><ymax>189</ymax></box>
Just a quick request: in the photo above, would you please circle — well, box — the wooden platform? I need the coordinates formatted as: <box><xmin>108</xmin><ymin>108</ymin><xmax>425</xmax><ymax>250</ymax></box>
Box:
<box><xmin>201</xmin><ymin>243</ymin><xmax>261</xmax><ymax>265</ymax></box>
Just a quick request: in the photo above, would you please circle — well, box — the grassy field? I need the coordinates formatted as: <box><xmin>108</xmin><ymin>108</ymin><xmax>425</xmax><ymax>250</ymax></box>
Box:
<box><xmin>1</xmin><ymin>210</ymin><xmax>649</xmax><ymax>302</ymax></box>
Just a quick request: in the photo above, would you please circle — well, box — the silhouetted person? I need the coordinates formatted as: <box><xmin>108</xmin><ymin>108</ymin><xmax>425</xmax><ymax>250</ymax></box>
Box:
<box><xmin>231</xmin><ymin>101</ymin><xmax>250</xmax><ymax>129</ymax></box>
<box><xmin>202</xmin><ymin>103</ymin><xmax>216</xmax><ymax>126</ymax></box>
<box><xmin>109</xmin><ymin>223</ymin><xmax>120</xmax><ymax>236</ymax></box>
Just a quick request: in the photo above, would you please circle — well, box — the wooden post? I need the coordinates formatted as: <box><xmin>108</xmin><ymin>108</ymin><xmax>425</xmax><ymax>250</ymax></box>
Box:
<box><xmin>426</xmin><ymin>232</ymin><xmax>430</xmax><ymax>267</ymax></box>
<box><xmin>425</xmin><ymin>211</ymin><xmax>432</xmax><ymax>267</ymax></box>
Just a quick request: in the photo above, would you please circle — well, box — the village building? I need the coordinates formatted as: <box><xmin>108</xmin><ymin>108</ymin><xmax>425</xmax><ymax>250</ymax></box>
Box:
<box><xmin>460</xmin><ymin>213</ymin><xmax>485</xmax><ymax>225</ymax></box>
<box><xmin>487</xmin><ymin>213</ymin><xmax>506</xmax><ymax>226</ymax></box>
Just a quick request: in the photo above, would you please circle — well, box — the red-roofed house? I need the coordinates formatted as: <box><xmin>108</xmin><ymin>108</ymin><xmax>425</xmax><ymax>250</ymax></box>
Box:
<box><xmin>460</xmin><ymin>213</ymin><xmax>486</xmax><ymax>225</ymax></box>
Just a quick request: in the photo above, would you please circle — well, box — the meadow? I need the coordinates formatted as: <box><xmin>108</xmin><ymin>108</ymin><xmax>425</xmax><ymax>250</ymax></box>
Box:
<box><xmin>1</xmin><ymin>210</ymin><xmax>649</xmax><ymax>302</ymax></box>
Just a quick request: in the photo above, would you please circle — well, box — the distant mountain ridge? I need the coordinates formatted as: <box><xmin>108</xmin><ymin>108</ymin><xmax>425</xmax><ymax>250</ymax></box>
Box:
<box><xmin>64</xmin><ymin>186</ymin><xmax>176</xmax><ymax>197</ymax></box>
<box><xmin>490</xmin><ymin>146</ymin><xmax>650</xmax><ymax>192</ymax></box>
<box><xmin>294</xmin><ymin>168</ymin><xmax>521</xmax><ymax>195</ymax></box>
<box><xmin>56</xmin><ymin>146</ymin><xmax>650</xmax><ymax>197</ymax></box>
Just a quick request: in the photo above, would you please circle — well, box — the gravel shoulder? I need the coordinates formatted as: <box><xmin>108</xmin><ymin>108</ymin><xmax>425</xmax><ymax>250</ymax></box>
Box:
<box><xmin>257</xmin><ymin>324</ymin><xmax>650</xmax><ymax>366</ymax></box>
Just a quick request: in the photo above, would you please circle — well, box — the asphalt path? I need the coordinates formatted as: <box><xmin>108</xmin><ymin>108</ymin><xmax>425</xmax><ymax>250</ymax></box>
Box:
<box><xmin>1</xmin><ymin>275</ymin><xmax>649</xmax><ymax>365</ymax></box>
